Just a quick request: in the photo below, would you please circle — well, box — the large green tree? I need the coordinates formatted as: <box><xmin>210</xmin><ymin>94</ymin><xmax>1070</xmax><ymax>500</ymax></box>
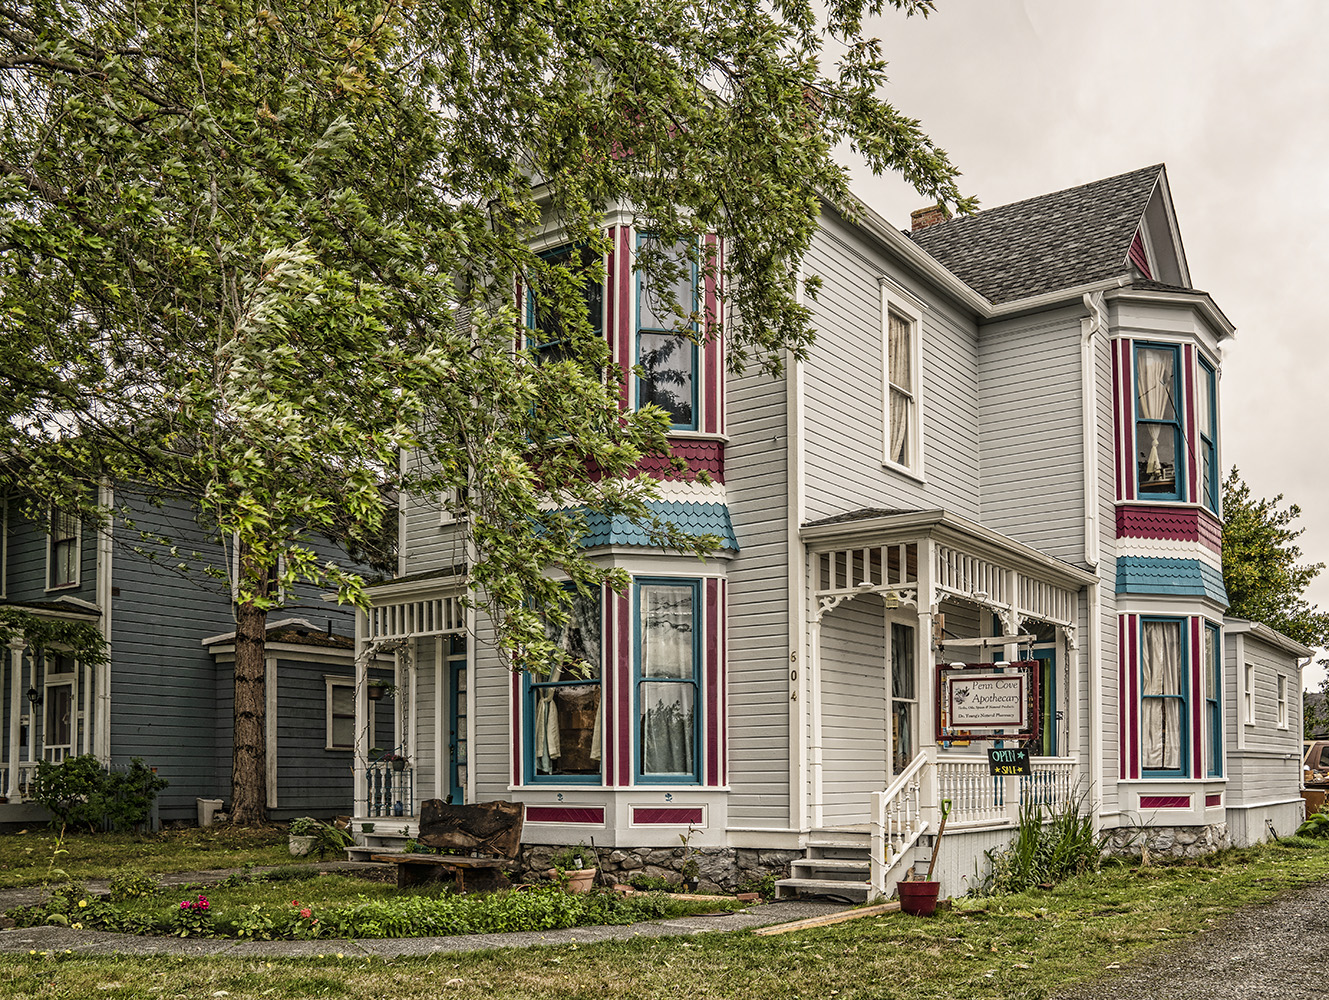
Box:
<box><xmin>1221</xmin><ymin>469</ymin><xmax>1329</xmax><ymax>736</ymax></box>
<box><xmin>0</xmin><ymin>0</ymin><xmax>970</xmax><ymax>821</ymax></box>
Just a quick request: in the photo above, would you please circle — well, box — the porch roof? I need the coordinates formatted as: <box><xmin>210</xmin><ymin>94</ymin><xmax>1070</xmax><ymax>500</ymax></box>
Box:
<box><xmin>801</xmin><ymin>508</ymin><xmax>1097</xmax><ymax>591</ymax></box>
<box><xmin>0</xmin><ymin>596</ymin><xmax>101</xmax><ymax>620</ymax></box>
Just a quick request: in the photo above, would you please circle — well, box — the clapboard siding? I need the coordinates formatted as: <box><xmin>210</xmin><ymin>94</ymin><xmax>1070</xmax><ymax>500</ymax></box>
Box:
<box><xmin>412</xmin><ymin>641</ymin><xmax>438</xmax><ymax>801</ymax></box>
<box><xmin>105</xmin><ymin>494</ymin><xmax>363</xmax><ymax>820</ymax></box>
<box><xmin>471</xmin><ymin>614</ymin><xmax>511</xmax><ymax>802</ymax></box>
<box><xmin>271</xmin><ymin>658</ymin><xmax>356</xmax><ymax>819</ymax></box>
<box><xmin>3</xmin><ymin>505</ymin><xmax>98</xmax><ymax>603</ymax></box>
<box><xmin>978</xmin><ymin>308</ymin><xmax>1086</xmax><ymax>562</ymax></box>
<box><xmin>800</xmin><ymin>209</ymin><xmax>982</xmax><ymax>522</ymax></box>
<box><xmin>724</xmin><ymin>359</ymin><xmax>791</xmax><ymax>827</ymax></box>
<box><xmin>819</xmin><ymin>597</ymin><xmax>886</xmax><ymax>826</ymax></box>
<box><xmin>1224</xmin><ymin>632</ymin><xmax>1304</xmax><ymax>815</ymax></box>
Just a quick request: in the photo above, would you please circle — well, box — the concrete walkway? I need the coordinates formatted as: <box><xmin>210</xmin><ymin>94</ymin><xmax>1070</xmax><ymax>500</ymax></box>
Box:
<box><xmin>0</xmin><ymin>863</ymin><xmax>850</xmax><ymax>957</ymax></box>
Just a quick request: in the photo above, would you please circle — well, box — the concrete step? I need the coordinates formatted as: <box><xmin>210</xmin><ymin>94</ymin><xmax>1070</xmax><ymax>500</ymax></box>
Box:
<box><xmin>773</xmin><ymin>877</ymin><xmax>873</xmax><ymax>902</ymax></box>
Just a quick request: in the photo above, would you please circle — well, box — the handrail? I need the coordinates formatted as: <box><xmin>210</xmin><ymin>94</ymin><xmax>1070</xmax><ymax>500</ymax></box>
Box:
<box><xmin>869</xmin><ymin>752</ymin><xmax>933</xmax><ymax>896</ymax></box>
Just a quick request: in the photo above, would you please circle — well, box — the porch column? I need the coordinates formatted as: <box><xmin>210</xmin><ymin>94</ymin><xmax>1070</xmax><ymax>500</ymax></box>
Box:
<box><xmin>6</xmin><ymin>640</ymin><xmax>23</xmax><ymax>799</ymax></box>
<box><xmin>434</xmin><ymin>639</ymin><xmax>445</xmax><ymax>801</ymax></box>
<box><xmin>353</xmin><ymin>610</ymin><xmax>369</xmax><ymax>816</ymax></box>
<box><xmin>26</xmin><ymin>647</ymin><xmax>37</xmax><ymax>765</ymax></box>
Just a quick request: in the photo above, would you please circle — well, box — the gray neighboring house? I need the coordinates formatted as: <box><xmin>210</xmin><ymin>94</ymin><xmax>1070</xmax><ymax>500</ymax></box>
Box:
<box><xmin>0</xmin><ymin>489</ymin><xmax>390</xmax><ymax>824</ymax></box>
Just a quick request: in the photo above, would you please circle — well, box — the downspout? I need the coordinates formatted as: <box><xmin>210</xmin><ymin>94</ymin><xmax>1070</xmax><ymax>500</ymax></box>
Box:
<box><xmin>95</xmin><ymin>482</ymin><xmax>114</xmax><ymax>764</ymax></box>
<box><xmin>1081</xmin><ymin>291</ymin><xmax>1106</xmax><ymax>830</ymax></box>
<box><xmin>789</xmin><ymin>267</ymin><xmax>810</xmax><ymax>832</ymax></box>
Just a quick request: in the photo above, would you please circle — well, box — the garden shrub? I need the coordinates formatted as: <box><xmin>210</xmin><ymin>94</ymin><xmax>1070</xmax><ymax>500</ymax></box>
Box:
<box><xmin>1295</xmin><ymin>806</ymin><xmax>1329</xmax><ymax>840</ymax></box>
<box><xmin>979</xmin><ymin>793</ymin><xmax>1103</xmax><ymax>894</ymax></box>
<box><xmin>33</xmin><ymin>756</ymin><xmax>167</xmax><ymax>832</ymax></box>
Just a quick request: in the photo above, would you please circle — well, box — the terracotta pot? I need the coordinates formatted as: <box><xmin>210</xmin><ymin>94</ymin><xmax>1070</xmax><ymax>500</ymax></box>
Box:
<box><xmin>898</xmin><ymin>879</ymin><xmax>941</xmax><ymax>916</ymax></box>
<box><xmin>546</xmin><ymin>867</ymin><xmax>597</xmax><ymax>893</ymax></box>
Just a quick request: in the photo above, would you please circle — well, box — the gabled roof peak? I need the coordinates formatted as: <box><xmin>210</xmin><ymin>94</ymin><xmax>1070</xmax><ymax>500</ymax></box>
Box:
<box><xmin>907</xmin><ymin>164</ymin><xmax>1178</xmax><ymax>305</ymax></box>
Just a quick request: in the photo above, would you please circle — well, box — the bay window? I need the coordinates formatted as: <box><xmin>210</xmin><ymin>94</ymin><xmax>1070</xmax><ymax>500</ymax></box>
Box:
<box><xmin>1135</xmin><ymin>344</ymin><xmax>1183</xmax><ymax>499</ymax></box>
<box><xmin>1198</xmin><ymin>358</ymin><xmax>1218</xmax><ymax>512</ymax></box>
<box><xmin>635</xmin><ymin>579</ymin><xmax>700</xmax><ymax>782</ymax></box>
<box><xmin>1141</xmin><ymin>617</ymin><xmax>1188</xmax><ymax>776</ymax></box>
<box><xmin>635</xmin><ymin>236</ymin><xmax>698</xmax><ymax>429</ymax></box>
<box><xmin>528</xmin><ymin>586</ymin><xmax>603</xmax><ymax>782</ymax></box>
<box><xmin>1204</xmin><ymin>623</ymin><xmax>1221</xmax><ymax>777</ymax></box>
<box><xmin>527</xmin><ymin>244</ymin><xmax>604</xmax><ymax>363</ymax></box>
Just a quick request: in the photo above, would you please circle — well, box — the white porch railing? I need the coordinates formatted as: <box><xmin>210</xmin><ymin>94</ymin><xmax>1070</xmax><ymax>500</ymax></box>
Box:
<box><xmin>868</xmin><ymin>752</ymin><xmax>931</xmax><ymax>896</ymax></box>
<box><xmin>937</xmin><ymin>756</ymin><xmax>1079</xmax><ymax>827</ymax></box>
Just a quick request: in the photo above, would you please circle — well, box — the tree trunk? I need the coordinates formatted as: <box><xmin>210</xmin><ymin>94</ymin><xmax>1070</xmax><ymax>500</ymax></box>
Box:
<box><xmin>231</xmin><ymin>596</ymin><xmax>268</xmax><ymax>825</ymax></box>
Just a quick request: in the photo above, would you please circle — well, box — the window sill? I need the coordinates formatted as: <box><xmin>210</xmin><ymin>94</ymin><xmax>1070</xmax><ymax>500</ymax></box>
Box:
<box><xmin>45</xmin><ymin>583</ymin><xmax>80</xmax><ymax>593</ymax></box>
<box><xmin>881</xmin><ymin>460</ymin><xmax>926</xmax><ymax>485</ymax></box>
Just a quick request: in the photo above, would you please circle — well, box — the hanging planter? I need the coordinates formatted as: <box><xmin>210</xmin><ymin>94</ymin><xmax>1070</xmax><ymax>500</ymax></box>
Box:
<box><xmin>366</xmin><ymin>682</ymin><xmax>387</xmax><ymax>701</ymax></box>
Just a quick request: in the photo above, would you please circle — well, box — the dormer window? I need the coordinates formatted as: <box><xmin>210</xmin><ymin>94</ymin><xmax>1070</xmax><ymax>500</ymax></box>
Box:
<box><xmin>1135</xmin><ymin>343</ymin><xmax>1183</xmax><ymax>499</ymax></box>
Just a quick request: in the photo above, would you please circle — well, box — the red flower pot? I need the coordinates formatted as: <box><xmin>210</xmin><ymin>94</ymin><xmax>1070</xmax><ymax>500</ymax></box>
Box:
<box><xmin>897</xmin><ymin>880</ymin><xmax>941</xmax><ymax>916</ymax></box>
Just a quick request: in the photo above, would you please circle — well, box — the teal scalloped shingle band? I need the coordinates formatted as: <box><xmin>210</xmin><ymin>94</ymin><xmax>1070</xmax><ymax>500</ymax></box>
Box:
<box><xmin>571</xmin><ymin>501</ymin><xmax>739</xmax><ymax>551</ymax></box>
<box><xmin>1115</xmin><ymin>555</ymin><xmax>1227</xmax><ymax>604</ymax></box>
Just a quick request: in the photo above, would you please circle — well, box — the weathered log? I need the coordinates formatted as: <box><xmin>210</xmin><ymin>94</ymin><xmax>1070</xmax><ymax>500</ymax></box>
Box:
<box><xmin>417</xmin><ymin>799</ymin><xmax>525</xmax><ymax>858</ymax></box>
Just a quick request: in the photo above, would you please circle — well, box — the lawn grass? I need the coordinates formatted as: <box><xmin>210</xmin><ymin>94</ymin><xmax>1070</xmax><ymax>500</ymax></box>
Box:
<box><xmin>0</xmin><ymin>825</ymin><xmax>299</xmax><ymax>888</ymax></box>
<box><xmin>1</xmin><ymin>840</ymin><xmax>1327</xmax><ymax>998</ymax></box>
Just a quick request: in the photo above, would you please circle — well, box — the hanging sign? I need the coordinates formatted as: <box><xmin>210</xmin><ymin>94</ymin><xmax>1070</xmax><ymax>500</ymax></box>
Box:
<box><xmin>935</xmin><ymin>661</ymin><xmax>1040</xmax><ymax>742</ymax></box>
<box><xmin>987</xmin><ymin>746</ymin><xmax>1032</xmax><ymax>776</ymax></box>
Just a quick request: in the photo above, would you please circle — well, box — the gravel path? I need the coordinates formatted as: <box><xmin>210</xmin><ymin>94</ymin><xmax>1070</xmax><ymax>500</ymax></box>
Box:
<box><xmin>1055</xmin><ymin>880</ymin><xmax>1329</xmax><ymax>1000</ymax></box>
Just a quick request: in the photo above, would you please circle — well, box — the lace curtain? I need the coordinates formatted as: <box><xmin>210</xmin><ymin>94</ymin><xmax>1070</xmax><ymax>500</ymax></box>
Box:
<box><xmin>888</xmin><ymin>312</ymin><xmax>911</xmax><ymax>465</ymax></box>
<box><xmin>1141</xmin><ymin>620</ymin><xmax>1183</xmax><ymax>770</ymax></box>
<box><xmin>640</xmin><ymin>584</ymin><xmax>696</xmax><ymax>775</ymax></box>
<box><xmin>1137</xmin><ymin>348</ymin><xmax>1174</xmax><ymax>482</ymax></box>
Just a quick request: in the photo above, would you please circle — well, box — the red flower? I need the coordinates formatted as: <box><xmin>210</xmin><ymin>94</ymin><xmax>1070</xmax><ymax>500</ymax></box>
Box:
<box><xmin>299</xmin><ymin>908</ymin><xmax>312</xmax><ymax>919</ymax></box>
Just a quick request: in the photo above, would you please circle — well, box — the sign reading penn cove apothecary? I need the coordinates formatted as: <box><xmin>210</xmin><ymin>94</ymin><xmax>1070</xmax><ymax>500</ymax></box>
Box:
<box><xmin>936</xmin><ymin>662</ymin><xmax>1039</xmax><ymax>741</ymax></box>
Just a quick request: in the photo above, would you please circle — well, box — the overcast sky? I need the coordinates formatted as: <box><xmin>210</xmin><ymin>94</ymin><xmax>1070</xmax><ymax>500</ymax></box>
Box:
<box><xmin>841</xmin><ymin>0</ymin><xmax>1329</xmax><ymax>689</ymax></box>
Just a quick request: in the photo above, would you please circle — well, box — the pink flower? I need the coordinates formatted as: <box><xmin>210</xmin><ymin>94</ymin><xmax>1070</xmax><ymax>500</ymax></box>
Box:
<box><xmin>300</xmin><ymin>908</ymin><xmax>312</xmax><ymax>919</ymax></box>
<box><xmin>179</xmin><ymin>901</ymin><xmax>188</xmax><ymax>909</ymax></box>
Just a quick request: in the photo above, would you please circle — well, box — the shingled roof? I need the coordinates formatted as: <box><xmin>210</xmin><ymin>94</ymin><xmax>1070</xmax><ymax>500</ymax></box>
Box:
<box><xmin>907</xmin><ymin>164</ymin><xmax>1167</xmax><ymax>304</ymax></box>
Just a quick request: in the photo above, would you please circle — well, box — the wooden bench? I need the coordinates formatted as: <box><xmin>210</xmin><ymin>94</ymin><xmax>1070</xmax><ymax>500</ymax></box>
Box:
<box><xmin>370</xmin><ymin>852</ymin><xmax>520</xmax><ymax>892</ymax></box>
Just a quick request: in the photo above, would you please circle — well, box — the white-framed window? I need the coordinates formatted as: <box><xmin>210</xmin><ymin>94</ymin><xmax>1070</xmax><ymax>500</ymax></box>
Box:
<box><xmin>325</xmin><ymin>677</ymin><xmax>361</xmax><ymax>751</ymax></box>
<box><xmin>1277</xmin><ymin>674</ymin><xmax>1288</xmax><ymax>729</ymax></box>
<box><xmin>438</xmin><ymin>485</ymin><xmax>468</xmax><ymax>527</ymax></box>
<box><xmin>1243</xmin><ymin>662</ymin><xmax>1255</xmax><ymax>726</ymax></box>
<box><xmin>882</xmin><ymin>290</ymin><xmax>923</xmax><ymax>475</ymax></box>
<box><xmin>47</xmin><ymin>509</ymin><xmax>80</xmax><ymax>590</ymax></box>
<box><xmin>635</xmin><ymin>235</ymin><xmax>698</xmax><ymax>430</ymax></box>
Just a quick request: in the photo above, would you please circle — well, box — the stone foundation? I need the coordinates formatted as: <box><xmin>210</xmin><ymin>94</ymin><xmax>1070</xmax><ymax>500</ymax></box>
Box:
<box><xmin>517</xmin><ymin>845</ymin><xmax>801</xmax><ymax>892</ymax></box>
<box><xmin>1102</xmin><ymin>822</ymin><xmax>1230</xmax><ymax>860</ymax></box>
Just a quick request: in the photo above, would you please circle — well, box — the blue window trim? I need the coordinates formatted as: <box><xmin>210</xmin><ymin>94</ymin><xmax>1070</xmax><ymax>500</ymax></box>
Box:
<box><xmin>633</xmin><ymin>577</ymin><xmax>702</xmax><ymax>785</ymax></box>
<box><xmin>634</xmin><ymin>234</ymin><xmax>699</xmax><ymax>431</ymax></box>
<box><xmin>1133</xmin><ymin>342</ymin><xmax>1185</xmax><ymax>502</ymax></box>
<box><xmin>1140</xmin><ymin>616</ymin><xmax>1190</xmax><ymax>778</ymax></box>
<box><xmin>1205</xmin><ymin>622</ymin><xmax>1222</xmax><ymax>778</ymax></box>
<box><xmin>447</xmin><ymin>634</ymin><xmax>468</xmax><ymax>804</ymax></box>
<box><xmin>522</xmin><ymin>585</ymin><xmax>604</xmax><ymax>786</ymax></box>
<box><xmin>1198</xmin><ymin>357</ymin><xmax>1219</xmax><ymax>514</ymax></box>
<box><xmin>525</xmin><ymin>243</ymin><xmax>605</xmax><ymax>356</ymax></box>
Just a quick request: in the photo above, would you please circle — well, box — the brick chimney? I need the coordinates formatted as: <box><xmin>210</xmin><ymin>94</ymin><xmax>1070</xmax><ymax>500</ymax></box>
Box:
<box><xmin>910</xmin><ymin>205</ymin><xmax>949</xmax><ymax>231</ymax></box>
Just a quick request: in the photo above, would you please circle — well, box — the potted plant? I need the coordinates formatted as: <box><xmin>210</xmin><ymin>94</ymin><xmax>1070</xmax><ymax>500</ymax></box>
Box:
<box><xmin>288</xmin><ymin>816</ymin><xmax>320</xmax><ymax>857</ymax></box>
<box><xmin>680</xmin><ymin>858</ymin><xmax>701</xmax><ymax>893</ymax></box>
<box><xmin>385</xmin><ymin>752</ymin><xmax>408</xmax><ymax>772</ymax></box>
<box><xmin>546</xmin><ymin>844</ymin><xmax>597</xmax><ymax>893</ymax></box>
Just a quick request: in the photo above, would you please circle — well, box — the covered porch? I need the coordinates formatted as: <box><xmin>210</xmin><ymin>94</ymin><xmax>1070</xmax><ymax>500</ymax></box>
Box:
<box><xmin>2</xmin><ymin>598</ymin><xmax>108</xmax><ymax>811</ymax></box>
<box><xmin>795</xmin><ymin>509</ymin><xmax>1095</xmax><ymax>898</ymax></box>
<box><xmin>350</xmin><ymin>575</ymin><xmax>470</xmax><ymax>834</ymax></box>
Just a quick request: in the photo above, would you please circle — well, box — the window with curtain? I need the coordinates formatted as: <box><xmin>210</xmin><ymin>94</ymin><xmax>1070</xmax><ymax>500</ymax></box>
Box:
<box><xmin>1204</xmin><ymin>623</ymin><xmax>1221</xmax><ymax>777</ymax></box>
<box><xmin>1141</xmin><ymin>618</ymin><xmax>1188</xmax><ymax>775</ymax></box>
<box><xmin>1135</xmin><ymin>344</ymin><xmax>1182</xmax><ymax>498</ymax></box>
<box><xmin>529</xmin><ymin>587</ymin><xmax>603</xmax><ymax>781</ymax></box>
<box><xmin>48</xmin><ymin>509</ymin><xmax>79</xmax><ymax>589</ymax></box>
<box><xmin>636</xmin><ymin>580</ymin><xmax>699</xmax><ymax>781</ymax></box>
<box><xmin>635</xmin><ymin>236</ymin><xmax>698</xmax><ymax>429</ymax></box>
<box><xmin>885</xmin><ymin>308</ymin><xmax>916</xmax><ymax>470</ymax></box>
<box><xmin>1277</xmin><ymin>675</ymin><xmax>1288</xmax><ymax>729</ymax></box>
<box><xmin>1198</xmin><ymin>358</ymin><xmax>1218</xmax><ymax>512</ymax></box>
<box><xmin>1244</xmin><ymin>663</ymin><xmax>1255</xmax><ymax>725</ymax></box>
